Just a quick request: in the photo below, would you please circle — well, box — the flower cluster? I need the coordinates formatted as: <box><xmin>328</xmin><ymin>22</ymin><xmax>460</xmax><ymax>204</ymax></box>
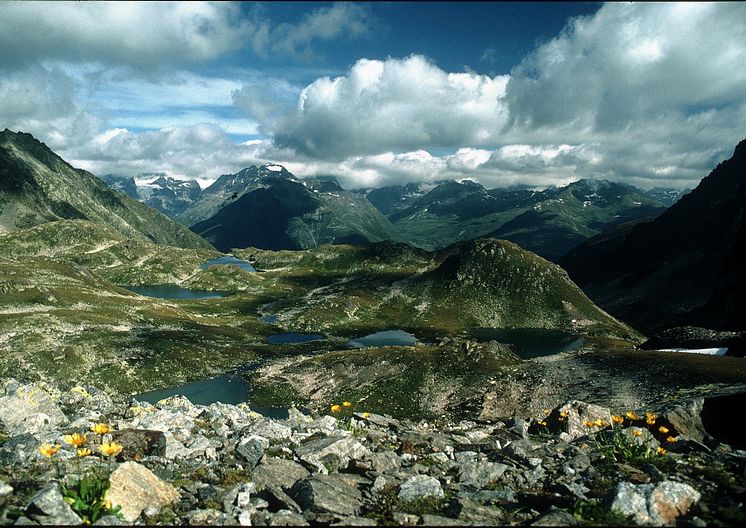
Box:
<box><xmin>39</xmin><ymin>423</ymin><xmax>122</xmax><ymax>459</ymax></box>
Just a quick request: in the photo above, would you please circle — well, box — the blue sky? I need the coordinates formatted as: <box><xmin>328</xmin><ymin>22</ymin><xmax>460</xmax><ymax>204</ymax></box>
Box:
<box><xmin>1</xmin><ymin>2</ymin><xmax>745</xmax><ymax>190</ymax></box>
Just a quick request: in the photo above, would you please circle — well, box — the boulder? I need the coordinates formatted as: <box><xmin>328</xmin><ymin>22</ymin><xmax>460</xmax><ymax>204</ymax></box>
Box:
<box><xmin>251</xmin><ymin>458</ymin><xmax>310</xmax><ymax>491</ymax></box>
<box><xmin>607</xmin><ymin>480</ymin><xmax>701</xmax><ymax>526</ymax></box>
<box><xmin>106</xmin><ymin>461</ymin><xmax>180</xmax><ymax>522</ymax></box>
<box><xmin>236</xmin><ymin>435</ymin><xmax>268</xmax><ymax>468</ymax></box>
<box><xmin>457</xmin><ymin>460</ymin><xmax>508</xmax><ymax>488</ymax></box>
<box><xmin>294</xmin><ymin>436</ymin><xmax>370</xmax><ymax>473</ymax></box>
<box><xmin>24</xmin><ymin>484</ymin><xmax>81</xmax><ymax>525</ymax></box>
<box><xmin>111</xmin><ymin>429</ymin><xmax>167</xmax><ymax>461</ymax></box>
<box><xmin>289</xmin><ymin>475</ymin><xmax>363</xmax><ymax>516</ymax></box>
<box><xmin>0</xmin><ymin>383</ymin><xmax>67</xmax><ymax>436</ymax></box>
<box><xmin>398</xmin><ymin>475</ymin><xmax>444</xmax><ymax>502</ymax></box>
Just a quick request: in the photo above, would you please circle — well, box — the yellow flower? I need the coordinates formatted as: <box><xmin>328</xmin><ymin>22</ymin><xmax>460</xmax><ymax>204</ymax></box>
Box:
<box><xmin>612</xmin><ymin>415</ymin><xmax>624</xmax><ymax>424</ymax></box>
<box><xmin>330</xmin><ymin>404</ymin><xmax>342</xmax><ymax>413</ymax></box>
<box><xmin>594</xmin><ymin>418</ymin><xmax>608</xmax><ymax>427</ymax></box>
<box><xmin>90</xmin><ymin>423</ymin><xmax>112</xmax><ymax>435</ymax></box>
<box><xmin>538</xmin><ymin>421</ymin><xmax>547</xmax><ymax>427</ymax></box>
<box><xmin>658</xmin><ymin>425</ymin><xmax>670</xmax><ymax>434</ymax></box>
<box><xmin>560</xmin><ymin>410</ymin><xmax>569</xmax><ymax>418</ymax></box>
<box><xmin>625</xmin><ymin>411</ymin><xmax>639</xmax><ymax>420</ymax></box>
<box><xmin>100</xmin><ymin>442</ymin><xmax>123</xmax><ymax>457</ymax></box>
<box><xmin>63</xmin><ymin>433</ymin><xmax>88</xmax><ymax>447</ymax></box>
<box><xmin>103</xmin><ymin>499</ymin><xmax>112</xmax><ymax>510</ymax></box>
<box><xmin>645</xmin><ymin>412</ymin><xmax>657</xmax><ymax>425</ymax></box>
<box><xmin>343</xmin><ymin>401</ymin><xmax>352</xmax><ymax>407</ymax></box>
<box><xmin>657</xmin><ymin>447</ymin><xmax>667</xmax><ymax>455</ymax></box>
<box><xmin>39</xmin><ymin>443</ymin><xmax>60</xmax><ymax>457</ymax></box>
<box><xmin>361</xmin><ymin>412</ymin><xmax>370</xmax><ymax>419</ymax></box>
<box><xmin>542</xmin><ymin>409</ymin><xmax>550</xmax><ymax>415</ymax></box>
<box><xmin>666</xmin><ymin>436</ymin><xmax>677</xmax><ymax>443</ymax></box>
<box><xmin>583</xmin><ymin>421</ymin><xmax>595</xmax><ymax>428</ymax></box>
<box><xmin>77</xmin><ymin>448</ymin><xmax>92</xmax><ymax>457</ymax></box>
<box><xmin>632</xmin><ymin>429</ymin><xmax>643</xmax><ymax>437</ymax></box>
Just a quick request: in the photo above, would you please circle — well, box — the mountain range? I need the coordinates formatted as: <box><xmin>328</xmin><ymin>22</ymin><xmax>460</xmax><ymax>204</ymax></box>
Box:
<box><xmin>560</xmin><ymin>138</ymin><xmax>746</xmax><ymax>333</ymax></box>
<box><xmin>102</xmin><ymin>165</ymin><xmax>678</xmax><ymax>259</ymax></box>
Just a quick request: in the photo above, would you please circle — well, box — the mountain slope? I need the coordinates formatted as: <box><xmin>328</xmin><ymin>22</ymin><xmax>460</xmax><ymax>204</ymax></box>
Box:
<box><xmin>368</xmin><ymin>178</ymin><xmax>666</xmax><ymax>259</ymax></box>
<box><xmin>189</xmin><ymin>170</ymin><xmax>401</xmax><ymax>252</ymax></box>
<box><xmin>560</xmin><ymin>138</ymin><xmax>746</xmax><ymax>332</ymax></box>
<box><xmin>260</xmin><ymin>238</ymin><xmax>636</xmax><ymax>340</ymax></box>
<box><xmin>0</xmin><ymin>129</ymin><xmax>212</xmax><ymax>249</ymax></box>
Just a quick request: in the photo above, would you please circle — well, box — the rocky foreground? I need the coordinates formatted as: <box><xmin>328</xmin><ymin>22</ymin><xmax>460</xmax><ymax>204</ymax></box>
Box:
<box><xmin>0</xmin><ymin>379</ymin><xmax>744</xmax><ymax>526</ymax></box>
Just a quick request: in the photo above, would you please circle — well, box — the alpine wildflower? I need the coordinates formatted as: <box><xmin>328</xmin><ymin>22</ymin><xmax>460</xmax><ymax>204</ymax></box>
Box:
<box><xmin>63</xmin><ymin>433</ymin><xmax>87</xmax><ymax>447</ymax></box>
<box><xmin>100</xmin><ymin>442</ymin><xmax>123</xmax><ymax>457</ymax></box>
<box><xmin>632</xmin><ymin>429</ymin><xmax>643</xmax><ymax>437</ymax></box>
<box><xmin>90</xmin><ymin>423</ymin><xmax>112</xmax><ymax>435</ymax></box>
<box><xmin>76</xmin><ymin>448</ymin><xmax>92</xmax><ymax>457</ymax></box>
<box><xmin>658</xmin><ymin>425</ymin><xmax>670</xmax><ymax>434</ymax></box>
<box><xmin>666</xmin><ymin>436</ymin><xmax>677</xmax><ymax>443</ymax></box>
<box><xmin>612</xmin><ymin>415</ymin><xmax>624</xmax><ymax>425</ymax></box>
<box><xmin>657</xmin><ymin>446</ymin><xmax>667</xmax><ymax>455</ymax></box>
<box><xmin>330</xmin><ymin>404</ymin><xmax>342</xmax><ymax>413</ymax></box>
<box><xmin>625</xmin><ymin>411</ymin><xmax>639</xmax><ymax>420</ymax></box>
<box><xmin>343</xmin><ymin>401</ymin><xmax>352</xmax><ymax>408</ymax></box>
<box><xmin>39</xmin><ymin>443</ymin><xmax>60</xmax><ymax>457</ymax></box>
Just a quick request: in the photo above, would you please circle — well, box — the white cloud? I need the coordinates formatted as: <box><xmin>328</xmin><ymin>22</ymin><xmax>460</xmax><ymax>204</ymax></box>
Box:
<box><xmin>0</xmin><ymin>2</ymin><xmax>249</xmax><ymax>69</ymax></box>
<box><xmin>274</xmin><ymin>55</ymin><xmax>510</xmax><ymax>159</ymax></box>
<box><xmin>249</xmin><ymin>3</ymin><xmax>376</xmax><ymax>59</ymax></box>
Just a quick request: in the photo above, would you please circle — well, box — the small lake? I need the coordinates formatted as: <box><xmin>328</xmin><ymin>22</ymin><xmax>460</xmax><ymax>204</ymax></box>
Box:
<box><xmin>201</xmin><ymin>255</ymin><xmax>256</xmax><ymax>272</ymax></box>
<box><xmin>134</xmin><ymin>373</ymin><xmax>289</xmax><ymax>419</ymax></box>
<box><xmin>470</xmin><ymin>328</ymin><xmax>584</xmax><ymax>359</ymax></box>
<box><xmin>123</xmin><ymin>285</ymin><xmax>225</xmax><ymax>300</ymax></box>
<box><xmin>266</xmin><ymin>333</ymin><xmax>326</xmax><ymax>345</ymax></box>
<box><xmin>347</xmin><ymin>330</ymin><xmax>418</xmax><ymax>348</ymax></box>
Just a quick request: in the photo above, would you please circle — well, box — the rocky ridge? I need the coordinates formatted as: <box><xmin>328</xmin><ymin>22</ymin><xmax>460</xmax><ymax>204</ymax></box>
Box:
<box><xmin>1</xmin><ymin>378</ymin><xmax>744</xmax><ymax>526</ymax></box>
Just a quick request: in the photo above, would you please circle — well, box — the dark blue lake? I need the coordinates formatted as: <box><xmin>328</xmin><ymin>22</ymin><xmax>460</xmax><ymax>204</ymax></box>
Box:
<box><xmin>470</xmin><ymin>328</ymin><xmax>584</xmax><ymax>359</ymax></box>
<box><xmin>267</xmin><ymin>333</ymin><xmax>326</xmax><ymax>345</ymax></box>
<box><xmin>123</xmin><ymin>285</ymin><xmax>225</xmax><ymax>300</ymax></box>
<box><xmin>134</xmin><ymin>373</ymin><xmax>289</xmax><ymax>419</ymax></box>
<box><xmin>201</xmin><ymin>256</ymin><xmax>256</xmax><ymax>272</ymax></box>
<box><xmin>347</xmin><ymin>330</ymin><xmax>418</xmax><ymax>348</ymax></box>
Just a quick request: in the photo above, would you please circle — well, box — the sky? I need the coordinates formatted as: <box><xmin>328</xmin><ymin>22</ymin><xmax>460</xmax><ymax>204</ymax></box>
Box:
<box><xmin>1</xmin><ymin>2</ymin><xmax>745</xmax><ymax>190</ymax></box>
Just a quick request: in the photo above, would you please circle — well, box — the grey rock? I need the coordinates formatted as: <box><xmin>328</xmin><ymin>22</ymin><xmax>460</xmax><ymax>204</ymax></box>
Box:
<box><xmin>236</xmin><ymin>435</ymin><xmax>268</xmax><ymax>468</ymax></box>
<box><xmin>251</xmin><ymin>458</ymin><xmax>310</xmax><ymax>491</ymax></box>
<box><xmin>366</xmin><ymin>451</ymin><xmax>401</xmax><ymax>473</ymax></box>
<box><xmin>25</xmin><ymin>485</ymin><xmax>81</xmax><ymax>525</ymax></box>
<box><xmin>294</xmin><ymin>436</ymin><xmax>369</xmax><ymax>473</ymax></box>
<box><xmin>457</xmin><ymin>460</ymin><xmax>508</xmax><ymax>488</ymax></box>
<box><xmin>243</xmin><ymin>420</ymin><xmax>293</xmax><ymax>442</ymax></box>
<box><xmin>92</xmin><ymin>514</ymin><xmax>128</xmax><ymax>525</ymax></box>
<box><xmin>0</xmin><ymin>383</ymin><xmax>68</xmax><ymax>436</ymax></box>
<box><xmin>607</xmin><ymin>480</ymin><xmax>701</xmax><ymax>526</ymax></box>
<box><xmin>392</xmin><ymin>512</ymin><xmax>420</xmax><ymax>525</ymax></box>
<box><xmin>289</xmin><ymin>474</ymin><xmax>363</xmax><ymax>516</ymax></box>
<box><xmin>257</xmin><ymin>485</ymin><xmax>302</xmax><ymax>514</ymax></box>
<box><xmin>530</xmin><ymin>507</ymin><xmax>579</xmax><ymax>526</ymax></box>
<box><xmin>455</xmin><ymin>497</ymin><xmax>506</xmax><ymax>524</ymax></box>
<box><xmin>398</xmin><ymin>475</ymin><xmax>444</xmax><ymax>502</ymax></box>
<box><xmin>0</xmin><ymin>481</ymin><xmax>13</xmax><ymax>508</ymax></box>
<box><xmin>419</xmin><ymin>514</ymin><xmax>463</xmax><ymax>526</ymax></box>
<box><xmin>330</xmin><ymin>516</ymin><xmax>377</xmax><ymax>526</ymax></box>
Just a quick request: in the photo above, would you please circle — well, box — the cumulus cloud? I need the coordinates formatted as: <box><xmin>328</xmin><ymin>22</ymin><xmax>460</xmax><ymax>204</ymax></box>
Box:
<box><xmin>270</xmin><ymin>3</ymin><xmax>746</xmax><ymax>189</ymax></box>
<box><xmin>232</xmin><ymin>79</ymin><xmax>301</xmax><ymax>134</ymax></box>
<box><xmin>69</xmin><ymin>124</ymin><xmax>268</xmax><ymax>180</ymax></box>
<box><xmin>0</xmin><ymin>2</ymin><xmax>249</xmax><ymax>69</ymax></box>
<box><xmin>0</xmin><ymin>67</ymin><xmax>101</xmax><ymax>152</ymax></box>
<box><xmin>274</xmin><ymin>55</ymin><xmax>510</xmax><ymax>159</ymax></box>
